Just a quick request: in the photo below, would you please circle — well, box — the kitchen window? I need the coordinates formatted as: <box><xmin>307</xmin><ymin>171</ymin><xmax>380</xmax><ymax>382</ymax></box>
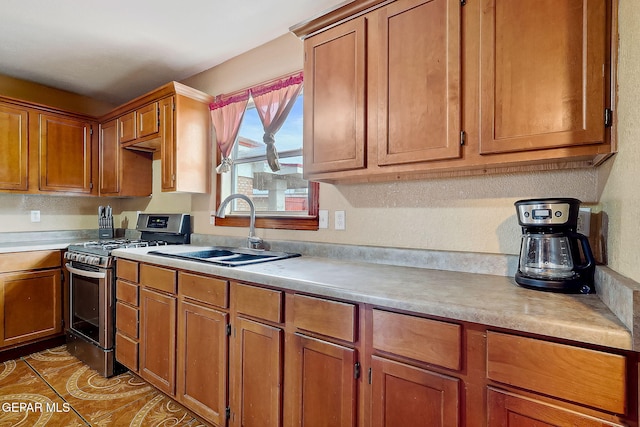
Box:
<box><xmin>215</xmin><ymin>91</ymin><xmax>319</xmax><ymax>230</ymax></box>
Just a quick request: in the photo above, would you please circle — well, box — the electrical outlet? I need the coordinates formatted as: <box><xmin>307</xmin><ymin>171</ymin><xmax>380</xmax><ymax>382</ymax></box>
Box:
<box><xmin>30</xmin><ymin>210</ymin><xmax>41</xmax><ymax>223</ymax></box>
<box><xmin>335</xmin><ymin>211</ymin><xmax>346</xmax><ymax>230</ymax></box>
<box><xmin>319</xmin><ymin>210</ymin><xmax>329</xmax><ymax>229</ymax></box>
<box><xmin>577</xmin><ymin>208</ymin><xmax>591</xmax><ymax>236</ymax></box>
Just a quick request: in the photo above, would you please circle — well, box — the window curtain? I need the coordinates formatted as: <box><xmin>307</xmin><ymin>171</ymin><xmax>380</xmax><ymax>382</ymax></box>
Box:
<box><xmin>249</xmin><ymin>72</ymin><xmax>304</xmax><ymax>172</ymax></box>
<box><xmin>210</xmin><ymin>91</ymin><xmax>250</xmax><ymax>173</ymax></box>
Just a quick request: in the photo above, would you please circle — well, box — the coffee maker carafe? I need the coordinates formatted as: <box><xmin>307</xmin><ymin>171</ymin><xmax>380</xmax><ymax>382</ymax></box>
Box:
<box><xmin>514</xmin><ymin>198</ymin><xmax>595</xmax><ymax>293</ymax></box>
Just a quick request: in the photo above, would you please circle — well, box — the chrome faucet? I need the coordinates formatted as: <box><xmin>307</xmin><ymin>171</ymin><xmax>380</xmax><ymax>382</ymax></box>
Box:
<box><xmin>216</xmin><ymin>194</ymin><xmax>264</xmax><ymax>250</ymax></box>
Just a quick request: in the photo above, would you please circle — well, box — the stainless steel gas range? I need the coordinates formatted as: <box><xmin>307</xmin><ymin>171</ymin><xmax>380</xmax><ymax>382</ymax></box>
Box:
<box><xmin>64</xmin><ymin>213</ymin><xmax>190</xmax><ymax>377</ymax></box>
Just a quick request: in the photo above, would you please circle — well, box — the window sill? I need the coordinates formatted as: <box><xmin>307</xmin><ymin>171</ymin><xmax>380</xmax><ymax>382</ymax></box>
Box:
<box><xmin>214</xmin><ymin>215</ymin><xmax>319</xmax><ymax>231</ymax></box>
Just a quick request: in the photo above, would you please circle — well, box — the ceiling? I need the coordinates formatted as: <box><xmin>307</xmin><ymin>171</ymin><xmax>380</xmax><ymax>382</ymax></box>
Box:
<box><xmin>0</xmin><ymin>0</ymin><xmax>347</xmax><ymax>106</ymax></box>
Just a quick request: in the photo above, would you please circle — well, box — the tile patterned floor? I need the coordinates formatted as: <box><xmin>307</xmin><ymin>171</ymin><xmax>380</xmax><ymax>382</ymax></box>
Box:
<box><xmin>0</xmin><ymin>345</ymin><xmax>210</xmax><ymax>426</ymax></box>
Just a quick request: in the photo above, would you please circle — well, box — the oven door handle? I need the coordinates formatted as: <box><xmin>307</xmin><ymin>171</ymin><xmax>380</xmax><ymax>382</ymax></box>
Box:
<box><xmin>65</xmin><ymin>263</ymin><xmax>107</xmax><ymax>279</ymax></box>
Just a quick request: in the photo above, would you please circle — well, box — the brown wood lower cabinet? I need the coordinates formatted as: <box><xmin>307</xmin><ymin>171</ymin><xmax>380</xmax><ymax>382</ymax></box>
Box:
<box><xmin>0</xmin><ymin>250</ymin><xmax>63</xmax><ymax>351</ymax></box>
<box><xmin>0</xmin><ymin>269</ymin><xmax>62</xmax><ymax>347</ymax></box>
<box><xmin>115</xmin><ymin>262</ymin><xmax>140</xmax><ymax>373</ymax></box>
<box><xmin>231</xmin><ymin>317</ymin><xmax>282</xmax><ymax>427</ymax></box>
<box><xmin>177</xmin><ymin>299</ymin><xmax>228</xmax><ymax>426</ymax></box>
<box><xmin>290</xmin><ymin>334</ymin><xmax>358</xmax><ymax>427</ymax></box>
<box><xmin>114</xmin><ymin>261</ymin><xmax>639</xmax><ymax>427</ymax></box>
<box><xmin>139</xmin><ymin>287</ymin><xmax>176</xmax><ymax>396</ymax></box>
<box><xmin>371</xmin><ymin>356</ymin><xmax>460</xmax><ymax>427</ymax></box>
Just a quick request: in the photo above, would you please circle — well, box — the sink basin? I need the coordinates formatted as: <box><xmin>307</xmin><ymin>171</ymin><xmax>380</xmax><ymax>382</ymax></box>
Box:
<box><xmin>148</xmin><ymin>246</ymin><xmax>300</xmax><ymax>267</ymax></box>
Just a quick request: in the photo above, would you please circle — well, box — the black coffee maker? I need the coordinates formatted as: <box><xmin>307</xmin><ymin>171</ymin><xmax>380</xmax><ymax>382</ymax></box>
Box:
<box><xmin>514</xmin><ymin>198</ymin><xmax>595</xmax><ymax>293</ymax></box>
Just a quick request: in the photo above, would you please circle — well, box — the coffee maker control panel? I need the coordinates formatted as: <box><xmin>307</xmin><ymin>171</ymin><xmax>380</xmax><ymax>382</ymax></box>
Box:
<box><xmin>515</xmin><ymin>198</ymin><xmax>580</xmax><ymax>228</ymax></box>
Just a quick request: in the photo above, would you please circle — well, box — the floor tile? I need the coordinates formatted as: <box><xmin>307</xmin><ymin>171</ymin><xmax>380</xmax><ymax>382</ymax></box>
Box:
<box><xmin>0</xmin><ymin>359</ymin><xmax>41</xmax><ymax>389</ymax></box>
<box><xmin>90</xmin><ymin>390</ymin><xmax>207</xmax><ymax>426</ymax></box>
<box><xmin>22</xmin><ymin>345</ymin><xmax>85</xmax><ymax>395</ymax></box>
<box><xmin>2</xmin><ymin>345</ymin><xmax>210</xmax><ymax>426</ymax></box>
<box><xmin>0</xmin><ymin>361</ymin><xmax>88</xmax><ymax>426</ymax></box>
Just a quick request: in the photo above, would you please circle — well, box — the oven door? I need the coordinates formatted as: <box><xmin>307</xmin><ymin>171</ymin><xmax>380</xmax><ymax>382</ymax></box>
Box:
<box><xmin>65</xmin><ymin>262</ymin><xmax>113</xmax><ymax>350</ymax></box>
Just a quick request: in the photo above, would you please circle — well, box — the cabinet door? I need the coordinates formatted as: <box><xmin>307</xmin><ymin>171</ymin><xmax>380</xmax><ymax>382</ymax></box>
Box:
<box><xmin>371</xmin><ymin>356</ymin><xmax>460</xmax><ymax>427</ymax></box>
<box><xmin>39</xmin><ymin>113</ymin><xmax>93</xmax><ymax>193</ymax></box>
<box><xmin>487</xmin><ymin>388</ymin><xmax>625</xmax><ymax>427</ymax></box>
<box><xmin>479</xmin><ymin>0</ymin><xmax>608</xmax><ymax>154</ymax></box>
<box><xmin>99</xmin><ymin>118</ymin><xmax>119</xmax><ymax>195</ymax></box>
<box><xmin>160</xmin><ymin>96</ymin><xmax>176</xmax><ymax>191</ymax></box>
<box><xmin>177</xmin><ymin>300</ymin><xmax>228</xmax><ymax>426</ymax></box>
<box><xmin>0</xmin><ymin>103</ymin><xmax>29</xmax><ymax>191</ymax></box>
<box><xmin>231</xmin><ymin>317</ymin><xmax>282</xmax><ymax>427</ymax></box>
<box><xmin>303</xmin><ymin>17</ymin><xmax>367</xmax><ymax>175</ymax></box>
<box><xmin>100</xmin><ymin>118</ymin><xmax>152</xmax><ymax>197</ymax></box>
<box><xmin>291</xmin><ymin>334</ymin><xmax>357</xmax><ymax>427</ymax></box>
<box><xmin>375</xmin><ymin>0</ymin><xmax>461</xmax><ymax>165</ymax></box>
<box><xmin>137</xmin><ymin>102</ymin><xmax>159</xmax><ymax>139</ymax></box>
<box><xmin>0</xmin><ymin>269</ymin><xmax>62</xmax><ymax>347</ymax></box>
<box><xmin>118</xmin><ymin>111</ymin><xmax>136</xmax><ymax>144</ymax></box>
<box><xmin>140</xmin><ymin>288</ymin><xmax>176</xmax><ymax>395</ymax></box>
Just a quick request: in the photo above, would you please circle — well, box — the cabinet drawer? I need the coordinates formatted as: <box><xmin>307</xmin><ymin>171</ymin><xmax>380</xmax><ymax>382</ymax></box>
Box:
<box><xmin>293</xmin><ymin>294</ymin><xmax>356</xmax><ymax>342</ymax></box>
<box><xmin>115</xmin><ymin>332</ymin><xmax>138</xmax><ymax>372</ymax></box>
<box><xmin>234</xmin><ymin>283</ymin><xmax>282</xmax><ymax>323</ymax></box>
<box><xmin>116</xmin><ymin>259</ymin><xmax>139</xmax><ymax>283</ymax></box>
<box><xmin>116</xmin><ymin>279</ymin><xmax>139</xmax><ymax>306</ymax></box>
<box><xmin>372</xmin><ymin>309</ymin><xmax>461</xmax><ymax>371</ymax></box>
<box><xmin>140</xmin><ymin>263</ymin><xmax>176</xmax><ymax>293</ymax></box>
<box><xmin>116</xmin><ymin>302</ymin><xmax>139</xmax><ymax>339</ymax></box>
<box><xmin>179</xmin><ymin>272</ymin><xmax>228</xmax><ymax>308</ymax></box>
<box><xmin>487</xmin><ymin>331</ymin><xmax>627</xmax><ymax>414</ymax></box>
<box><xmin>0</xmin><ymin>250</ymin><xmax>60</xmax><ymax>273</ymax></box>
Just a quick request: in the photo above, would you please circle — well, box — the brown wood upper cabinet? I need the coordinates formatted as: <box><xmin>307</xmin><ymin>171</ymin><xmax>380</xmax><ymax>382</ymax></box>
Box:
<box><xmin>39</xmin><ymin>113</ymin><xmax>94</xmax><ymax>193</ymax></box>
<box><xmin>99</xmin><ymin>118</ymin><xmax>152</xmax><ymax>197</ymax></box>
<box><xmin>0</xmin><ymin>102</ymin><xmax>29</xmax><ymax>191</ymax></box>
<box><xmin>479</xmin><ymin>0</ymin><xmax>608</xmax><ymax>155</ymax></box>
<box><xmin>303</xmin><ymin>16</ymin><xmax>367</xmax><ymax>175</ymax></box>
<box><xmin>293</xmin><ymin>0</ymin><xmax>615</xmax><ymax>183</ymax></box>
<box><xmin>301</xmin><ymin>0</ymin><xmax>461</xmax><ymax>180</ymax></box>
<box><xmin>0</xmin><ymin>97</ymin><xmax>98</xmax><ymax>195</ymax></box>
<box><xmin>118</xmin><ymin>102</ymin><xmax>160</xmax><ymax>145</ymax></box>
<box><xmin>100</xmin><ymin>82</ymin><xmax>212</xmax><ymax>194</ymax></box>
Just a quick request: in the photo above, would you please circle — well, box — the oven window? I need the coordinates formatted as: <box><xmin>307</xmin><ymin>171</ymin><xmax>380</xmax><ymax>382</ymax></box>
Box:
<box><xmin>71</xmin><ymin>274</ymin><xmax>100</xmax><ymax>343</ymax></box>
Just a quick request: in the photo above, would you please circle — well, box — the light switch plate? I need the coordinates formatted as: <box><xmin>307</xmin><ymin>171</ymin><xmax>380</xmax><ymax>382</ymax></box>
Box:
<box><xmin>30</xmin><ymin>210</ymin><xmax>41</xmax><ymax>223</ymax></box>
<box><xmin>319</xmin><ymin>210</ymin><xmax>329</xmax><ymax>229</ymax></box>
<box><xmin>335</xmin><ymin>211</ymin><xmax>346</xmax><ymax>230</ymax></box>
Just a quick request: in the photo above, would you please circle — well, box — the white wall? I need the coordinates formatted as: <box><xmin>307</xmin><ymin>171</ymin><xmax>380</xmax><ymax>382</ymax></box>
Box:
<box><xmin>598</xmin><ymin>2</ymin><xmax>640</xmax><ymax>282</ymax></box>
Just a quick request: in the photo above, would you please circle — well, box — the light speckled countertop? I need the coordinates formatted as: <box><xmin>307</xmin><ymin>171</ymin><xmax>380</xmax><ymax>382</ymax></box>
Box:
<box><xmin>0</xmin><ymin>240</ymin><xmax>76</xmax><ymax>253</ymax></box>
<box><xmin>0</xmin><ymin>230</ymin><xmax>97</xmax><ymax>254</ymax></box>
<box><xmin>112</xmin><ymin>245</ymin><xmax>632</xmax><ymax>351</ymax></box>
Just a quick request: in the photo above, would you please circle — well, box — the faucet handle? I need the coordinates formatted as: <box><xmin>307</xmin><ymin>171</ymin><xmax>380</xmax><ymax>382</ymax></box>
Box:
<box><xmin>248</xmin><ymin>236</ymin><xmax>265</xmax><ymax>250</ymax></box>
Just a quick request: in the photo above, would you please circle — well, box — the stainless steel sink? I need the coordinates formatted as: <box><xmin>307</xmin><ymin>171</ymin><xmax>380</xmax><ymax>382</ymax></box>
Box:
<box><xmin>148</xmin><ymin>246</ymin><xmax>300</xmax><ymax>267</ymax></box>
